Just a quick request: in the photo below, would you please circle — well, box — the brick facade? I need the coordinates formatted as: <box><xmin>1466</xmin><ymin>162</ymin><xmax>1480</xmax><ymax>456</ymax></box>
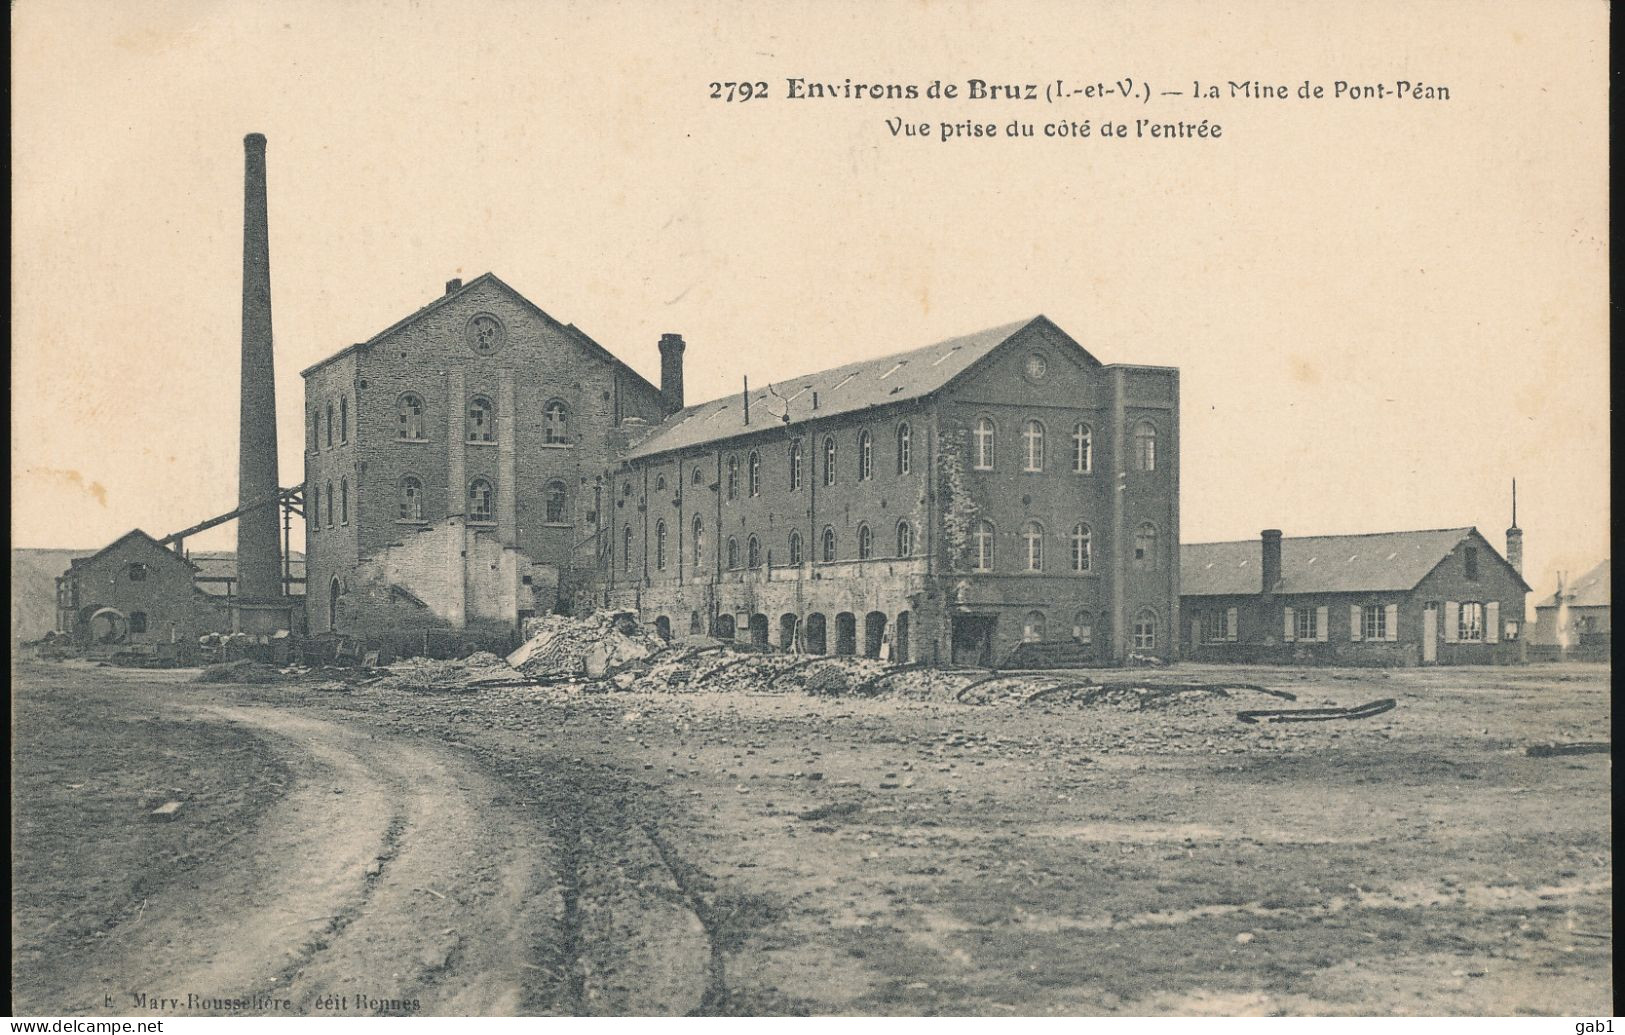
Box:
<box><xmin>594</xmin><ymin>319</ymin><xmax>1180</xmax><ymax>666</ymax></box>
<box><xmin>302</xmin><ymin>274</ymin><xmax>668</xmax><ymax>637</ymax></box>
<box><xmin>55</xmin><ymin>531</ymin><xmax>230</xmax><ymax>648</ymax></box>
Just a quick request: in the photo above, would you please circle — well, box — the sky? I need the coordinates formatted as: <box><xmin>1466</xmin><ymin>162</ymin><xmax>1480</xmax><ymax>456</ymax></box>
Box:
<box><xmin>11</xmin><ymin>0</ymin><xmax>1610</xmax><ymax>607</ymax></box>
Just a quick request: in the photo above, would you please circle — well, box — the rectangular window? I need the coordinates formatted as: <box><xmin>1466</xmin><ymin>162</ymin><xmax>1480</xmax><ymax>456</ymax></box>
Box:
<box><xmin>1458</xmin><ymin>601</ymin><xmax>1484</xmax><ymax>642</ymax></box>
<box><xmin>1294</xmin><ymin>606</ymin><xmax>1317</xmax><ymax>642</ymax></box>
<box><xmin>1361</xmin><ymin>604</ymin><xmax>1386</xmax><ymax>641</ymax></box>
<box><xmin>128</xmin><ymin>612</ymin><xmax>148</xmax><ymax>634</ymax></box>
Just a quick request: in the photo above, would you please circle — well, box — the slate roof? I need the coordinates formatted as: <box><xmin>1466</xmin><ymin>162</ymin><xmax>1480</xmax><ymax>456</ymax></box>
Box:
<box><xmin>298</xmin><ymin>273</ymin><xmax>662</xmax><ymax>397</ymax></box>
<box><xmin>1540</xmin><ymin>559</ymin><xmax>1610</xmax><ymax>609</ymax></box>
<box><xmin>1180</xmin><ymin>527</ymin><xmax>1519</xmax><ymax>597</ymax></box>
<box><xmin>625</xmin><ymin>316</ymin><xmax>1091</xmax><ymax>460</ymax></box>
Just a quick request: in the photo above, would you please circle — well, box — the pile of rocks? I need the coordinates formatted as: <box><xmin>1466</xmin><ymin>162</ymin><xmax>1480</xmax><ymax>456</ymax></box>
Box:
<box><xmin>507</xmin><ymin>611</ymin><xmax>668</xmax><ymax>681</ymax></box>
<box><xmin>376</xmin><ymin>653</ymin><xmax>514</xmax><ymax>693</ymax></box>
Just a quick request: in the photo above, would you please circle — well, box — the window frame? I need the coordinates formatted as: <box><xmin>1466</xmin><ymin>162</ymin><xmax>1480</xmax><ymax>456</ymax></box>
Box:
<box><xmin>544</xmin><ymin>479</ymin><xmax>568</xmax><ymax>524</ymax></box>
<box><xmin>973</xmin><ymin>417</ymin><xmax>996</xmax><ymax>471</ymax></box>
<box><xmin>857</xmin><ymin>523</ymin><xmax>873</xmax><ymax>560</ymax></box>
<box><xmin>747</xmin><ymin>451</ymin><xmax>761</xmax><ymax>496</ymax></box>
<box><xmin>655</xmin><ymin>520</ymin><xmax>668</xmax><ymax>570</ymax></box>
<box><xmin>542</xmin><ymin>400</ymin><xmax>570</xmax><ymax>445</ymax></box>
<box><xmin>1022</xmin><ymin>419</ymin><xmax>1046</xmax><ymax>473</ymax></box>
<box><xmin>397</xmin><ymin>393</ymin><xmax>426</xmax><ymax>441</ymax></box>
<box><xmin>467</xmin><ymin>478</ymin><xmax>495</xmax><ymax>523</ymax></box>
<box><xmin>822</xmin><ymin>437</ymin><xmax>837</xmax><ymax>487</ymax></box>
<box><xmin>1457</xmin><ymin>601</ymin><xmax>1484</xmax><ymax>642</ymax></box>
<box><xmin>1133</xmin><ymin>420</ymin><xmax>1158</xmax><ymax>472</ymax></box>
<box><xmin>1072</xmin><ymin>422</ymin><xmax>1092</xmax><ymax>473</ymax></box>
<box><xmin>1362</xmin><ymin>603</ymin><xmax>1389</xmax><ymax>641</ymax></box>
<box><xmin>973</xmin><ymin>519</ymin><xmax>995</xmax><ymax>572</ymax></box>
<box><xmin>467</xmin><ymin>396</ymin><xmax>496</xmax><ymax>444</ymax></box>
<box><xmin>1133</xmin><ymin>609</ymin><xmax>1158</xmax><ymax>650</ymax></box>
<box><xmin>821</xmin><ymin>526</ymin><xmax>836</xmax><ymax>563</ymax></box>
<box><xmin>399</xmin><ymin>474</ymin><xmax>425</xmax><ymax>522</ymax></box>
<box><xmin>896</xmin><ymin>519</ymin><xmax>914</xmax><ymax>558</ymax></box>
<box><xmin>1071</xmin><ymin>522</ymin><xmax>1092</xmax><ymax>572</ymax></box>
<box><xmin>789</xmin><ymin>439</ymin><xmax>803</xmax><ymax>490</ymax></box>
<box><xmin>896</xmin><ymin>422</ymin><xmax>911</xmax><ymax>475</ymax></box>
<box><xmin>788</xmin><ymin>530</ymin><xmax>803</xmax><ymax>566</ymax></box>
<box><xmin>1133</xmin><ymin>522</ymin><xmax>1158</xmax><ymax>569</ymax></box>
<box><xmin>857</xmin><ymin>429</ymin><xmax>873</xmax><ymax>481</ymax></box>
<box><xmin>1022</xmin><ymin>520</ymin><xmax>1044</xmax><ymax>572</ymax></box>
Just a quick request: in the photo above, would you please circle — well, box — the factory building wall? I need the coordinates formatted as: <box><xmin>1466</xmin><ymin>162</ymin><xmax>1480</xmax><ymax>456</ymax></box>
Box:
<box><xmin>58</xmin><ymin>535</ymin><xmax>229</xmax><ymax>647</ymax></box>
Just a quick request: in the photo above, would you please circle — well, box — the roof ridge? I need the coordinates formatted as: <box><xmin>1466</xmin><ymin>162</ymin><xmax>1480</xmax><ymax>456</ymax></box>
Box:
<box><xmin>1184</xmin><ymin>527</ymin><xmax>1473</xmax><ymax>547</ymax></box>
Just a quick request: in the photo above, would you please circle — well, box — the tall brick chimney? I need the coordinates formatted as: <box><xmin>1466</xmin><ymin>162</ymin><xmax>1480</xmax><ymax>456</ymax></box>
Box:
<box><xmin>1505</xmin><ymin>479</ymin><xmax>1523</xmax><ymax>575</ymax></box>
<box><xmin>658</xmin><ymin>333</ymin><xmax>686</xmax><ymax>413</ymax></box>
<box><xmin>235</xmin><ymin>132</ymin><xmax>283</xmax><ymax>600</ymax></box>
<box><xmin>1261</xmin><ymin>529</ymin><xmax>1283</xmax><ymax>596</ymax></box>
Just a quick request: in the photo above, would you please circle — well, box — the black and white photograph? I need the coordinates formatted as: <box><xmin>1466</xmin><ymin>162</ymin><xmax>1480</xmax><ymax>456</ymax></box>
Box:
<box><xmin>9</xmin><ymin>0</ymin><xmax>1611</xmax><ymax>1022</ymax></box>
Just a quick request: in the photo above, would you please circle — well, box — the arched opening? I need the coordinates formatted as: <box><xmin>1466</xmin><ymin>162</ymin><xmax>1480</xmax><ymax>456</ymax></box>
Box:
<box><xmin>689</xmin><ymin>610</ymin><xmax>703</xmax><ymax>635</ymax></box>
<box><xmin>654</xmin><ymin>616</ymin><xmax>672</xmax><ymax>641</ymax></box>
<box><xmin>779</xmin><ymin>613</ymin><xmax>799</xmax><ymax>651</ymax></box>
<box><xmin>713</xmin><ymin>613</ymin><xmax>736</xmax><ymax>640</ymax></box>
<box><xmin>863</xmin><ymin>611</ymin><xmax>887</xmax><ymax>658</ymax></box>
<box><xmin>804</xmin><ymin>613</ymin><xmax>828</xmax><ymax>654</ymax></box>
<box><xmin>895</xmin><ymin>611</ymin><xmax>911</xmax><ymax>664</ymax></box>
<box><xmin>328</xmin><ymin>577</ymin><xmax>341</xmax><ymax>633</ymax></box>
<box><xmin>835</xmin><ymin>612</ymin><xmax>857</xmax><ymax>656</ymax></box>
<box><xmin>749</xmin><ymin>613</ymin><xmax>769</xmax><ymax>648</ymax></box>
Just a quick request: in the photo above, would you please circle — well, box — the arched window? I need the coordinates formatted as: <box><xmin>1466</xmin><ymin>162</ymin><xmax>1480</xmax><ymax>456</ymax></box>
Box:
<box><xmin>747</xmin><ymin>534</ymin><xmax>761</xmax><ymax>569</ymax></box>
<box><xmin>692</xmin><ymin>467</ymin><xmax>704</xmax><ymax>486</ymax></box>
<box><xmin>622</xmin><ymin>525</ymin><xmax>633</xmax><ymax>572</ymax></box>
<box><xmin>789</xmin><ymin>439</ymin><xmax>803</xmax><ymax>490</ymax></box>
<box><xmin>897</xmin><ymin>520</ymin><xmax>914</xmax><ymax>558</ymax></box>
<box><xmin>545</xmin><ymin>480</ymin><xmax>567</xmax><ymax>523</ymax></box>
<box><xmin>1071</xmin><ymin>522</ymin><xmax>1092</xmax><ymax>572</ymax></box>
<box><xmin>1134</xmin><ymin>421</ymin><xmax>1157</xmax><ymax>471</ymax></box>
<box><xmin>1134</xmin><ymin>522</ymin><xmax>1158</xmax><ymax>569</ymax></box>
<box><xmin>726</xmin><ymin>456</ymin><xmax>739</xmax><ymax>500</ymax></box>
<box><xmin>822</xmin><ymin>437</ymin><xmax>837</xmax><ymax>486</ymax></box>
<box><xmin>1022</xmin><ymin>419</ymin><xmax>1045</xmax><ymax>472</ymax></box>
<box><xmin>692</xmin><ymin>515</ymin><xmax>704</xmax><ymax>567</ymax></box>
<box><xmin>1022</xmin><ymin>520</ymin><xmax>1043</xmax><ymax>571</ymax></box>
<box><xmin>340</xmin><ymin>478</ymin><xmax>349</xmax><ymax>524</ymax></box>
<box><xmin>468</xmin><ymin>396</ymin><xmax>494</xmax><ymax>443</ymax></box>
<box><xmin>821</xmin><ymin>526</ymin><xmax>836</xmax><ymax>563</ymax></box>
<box><xmin>655</xmin><ymin>520</ymin><xmax>668</xmax><ymax>570</ymax></box>
<box><xmin>398</xmin><ymin>394</ymin><xmax>425</xmax><ymax>440</ymax></box>
<box><xmin>544</xmin><ymin>401</ymin><xmax>569</xmax><ymax>444</ymax></box>
<box><xmin>748</xmin><ymin>451</ymin><xmax>761</xmax><ymax>496</ymax></box>
<box><xmin>974</xmin><ymin>520</ymin><xmax>995</xmax><ymax>571</ymax></box>
<box><xmin>308</xmin><ymin>483</ymin><xmax>319</xmax><ymax>529</ymax></box>
<box><xmin>788</xmin><ymin>530</ymin><xmax>803</xmax><ymax>565</ymax></box>
<box><xmin>857</xmin><ymin>524</ymin><xmax>874</xmax><ymax>559</ymax></box>
<box><xmin>468</xmin><ymin>479</ymin><xmax>494</xmax><ymax>522</ymax></box>
<box><xmin>400</xmin><ymin>476</ymin><xmax>424</xmax><ymax>521</ymax></box>
<box><xmin>1023</xmin><ymin>610</ymin><xmax>1047</xmax><ymax>643</ymax></box>
<box><xmin>896</xmin><ymin>423</ymin><xmax>912</xmax><ymax>475</ymax></box>
<box><xmin>973</xmin><ymin>417</ymin><xmax>995</xmax><ymax>470</ymax></box>
<box><xmin>324</xmin><ymin>480</ymin><xmax>334</xmax><ymax>525</ymax></box>
<box><xmin>311</xmin><ymin>409</ymin><xmax>320</xmax><ymax>451</ymax></box>
<box><xmin>339</xmin><ymin>396</ymin><xmax>349</xmax><ymax>443</ymax></box>
<box><xmin>1072</xmin><ymin>422</ymin><xmax>1093</xmax><ymax>473</ymax></box>
<box><xmin>857</xmin><ymin>430</ymin><xmax>873</xmax><ymax>480</ymax></box>
<box><xmin>1134</xmin><ymin>609</ymin><xmax>1158</xmax><ymax>650</ymax></box>
<box><xmin>727</xmin><ymin>537</ymin><xmax>740</xmax><ymax>569</ymax></box>
<box><xmin>325</xmin><ymin>403</ymin><xmax>334</xmax><ymax>447</ymax></box>
<box><xmin>1072</xmin><ymin>610</ymin><xmax>1094</xmax><ymax>645</ymax></box>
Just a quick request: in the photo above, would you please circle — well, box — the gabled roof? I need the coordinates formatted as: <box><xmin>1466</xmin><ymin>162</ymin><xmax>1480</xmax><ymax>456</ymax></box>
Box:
<box><xmin>624</xmin><ymin>315</ymin><xmax>1095</xmax><ymax>460</ymax></box>
<box><xmin>68</xmin><ymin>529</ymin><xmax>198</xmax><ymax>573</ymax></box>
<box><xmin>298</xmin><ymin>273</ymin><xmax>662</xmax><ymax>397</ymax></box>
<box><xmin>1540</xmin><ymin>559</ymin><xmax>1610</xmax><ymax>609</ymax></box>
<box><xmin>1181</xmin><ymin>527</ymin><xmax>1530</xmax><ymax>597</ymax></box>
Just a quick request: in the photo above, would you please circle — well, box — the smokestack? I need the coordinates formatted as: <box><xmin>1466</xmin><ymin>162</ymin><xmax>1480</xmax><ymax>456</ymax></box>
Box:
<box><xmin>1261</xmin><ymin>529</ymin><xmax>1283</xmax><ymax>597</ymax></box>
<box><xmin>236</xmin><ymin>132</ymin><xmax>282</xmax><ymax>600</ymax></box>
<box><xmin>446</xmin><ymin>277</ymin><xmax>463</xmax><ymax>295</ymax></box>
<box><xmin>1505</xmin><ymin>478</ymin><xmax>1523</xmax><ymax>575</ymax></box>
<box><xmin>743</xmin><ymin>376</ymin><xmax>750</xmax><ymax>424</ymax></box>
<box><xmin>658</xmin><ymin>333</ymin><xmax>685</xmax><ymax>413</ymax></box>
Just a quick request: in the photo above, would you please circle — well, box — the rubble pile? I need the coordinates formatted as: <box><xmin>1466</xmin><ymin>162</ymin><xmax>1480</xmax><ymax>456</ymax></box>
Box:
<box><xmin>508</xmin><ymin>611</ymin><xmax>667</xmax><ymax>681</ymax></box>
<box><xmin>194</xmin><ymin>659</ymin><xmax>289</xmax><ymax>683</ymax></box>
<box><xmin>377</xmin><ymin>653</ymin><xmax>513</xmax><ymax>693</ymax></box>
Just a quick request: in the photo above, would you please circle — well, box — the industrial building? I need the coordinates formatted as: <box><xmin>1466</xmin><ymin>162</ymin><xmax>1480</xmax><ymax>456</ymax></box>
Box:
<box><xmin>1181</xmin><ymin>526</ymin><xmax>1530</xmax><ymax>665</ymax></box>
<box><xmin>598</xmin><ymin>317</ymin><xmax>1180</xmax><ymax>665</ymax></box>
<box><xmin>53</xmin><ymin>530</ymin><xmax>231</xmax><ymax>661</ymax></box>
<box><xmin>1530</xmin><ymin>559</ymin><xmax>1610</xmax><ymax>659</ymax></box>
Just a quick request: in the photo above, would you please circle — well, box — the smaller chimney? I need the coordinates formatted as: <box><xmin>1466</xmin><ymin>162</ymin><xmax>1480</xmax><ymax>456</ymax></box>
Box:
<box><xmin>658</xmin><ymin>333</ymin><xmax>686</xmax><ymax>412</ymax></box>
<box><xmin>1261</xmin><ymin>529</ymin><xmax>1283</xmax><ymax>597</ymax></box>
<box><xmin>1505</xmin><ymin>478</ymin><xmax>1523</xmax><ymax>575</ymax></box>
<box><xmin>743</xmin><ymin>376</ymin><xmax>750</xmax><ymax>424</ymax></box>
<box><xmin>445</xmin><ymin>278</ymin><xmax>463</xmax><ymax>295</ymax></box>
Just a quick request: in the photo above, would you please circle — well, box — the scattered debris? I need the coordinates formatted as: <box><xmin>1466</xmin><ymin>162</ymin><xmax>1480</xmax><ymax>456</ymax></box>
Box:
<box><xmin>1236</xmin><ymin>699</ymin><xmax>1397</xmax><ymax>724</ymax></box>
<box><xmin>195</xmin><ymin>659</ymin><xmax>287</xmax><ymax>683</ymax></box>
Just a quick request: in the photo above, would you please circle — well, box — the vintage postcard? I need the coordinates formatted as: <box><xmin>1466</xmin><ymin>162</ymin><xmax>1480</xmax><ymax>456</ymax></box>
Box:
<box><xmin>10</xmin><ymin>0</ymin><xmax>1610</xmax><ymax>1021</ymax></box>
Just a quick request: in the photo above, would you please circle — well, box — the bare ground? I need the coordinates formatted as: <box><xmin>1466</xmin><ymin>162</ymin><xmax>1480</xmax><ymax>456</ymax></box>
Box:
<box><xmin>8</xmin><ymin>659</ymin><xmax>1613</xmax><ymax>1016</ymax></box>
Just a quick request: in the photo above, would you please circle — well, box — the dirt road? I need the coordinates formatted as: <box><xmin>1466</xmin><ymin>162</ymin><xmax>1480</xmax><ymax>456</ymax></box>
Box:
<box><xmin>9</xmin><ymin>661</ymin><xmax>1614</xmax><ymax>1016</ymax></box>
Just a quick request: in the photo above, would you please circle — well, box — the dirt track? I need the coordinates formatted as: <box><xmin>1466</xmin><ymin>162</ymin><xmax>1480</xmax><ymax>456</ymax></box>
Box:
<box><xmin>9</xmin><ymin>660</ymin><xmax>1614</xmax><ymax>1016</ymax></box>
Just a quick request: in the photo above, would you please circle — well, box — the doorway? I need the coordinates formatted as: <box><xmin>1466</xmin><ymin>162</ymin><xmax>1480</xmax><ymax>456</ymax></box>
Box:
<box><xmin>951</xmin><ymin>615</ymin><xmax>996</xmax><ymax>667</ymax></box>
<box><xmin>1422</xmin><ymin>604</ymin><xmax>1438</xmax><ymax>664</ymax></box>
